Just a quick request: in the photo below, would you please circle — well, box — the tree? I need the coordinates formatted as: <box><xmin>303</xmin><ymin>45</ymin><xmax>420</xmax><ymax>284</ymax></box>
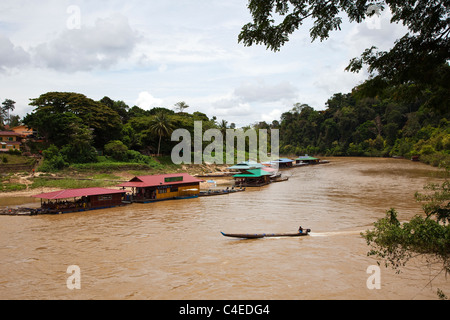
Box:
<box><xmin>174</xmin><ymin>101</ymin><xmax>190</xmax><ymax>113</ymax></box>
<box><xmin>149</xmin><ymin>112</ymin><xmax>174</xmax><ymax>155</ymax></box>
<box><xmin>1</xmin><ymin>99</ymin><xmax>16</xmax><ymax>126</ymax></box>
<box><xmin>26</xmin><ymin>92</ymin><xmax>123</xmax><ymax>148</ymax></box>
<box><xmin>239</xmin><ymin>0</ymin><xmax>450</xmax><ymax>86</ymax></box>
<box><xmin>363</xmin><ymin>178</ymin><xmax>450</xmax><ymax>299</ymax></box>
<box><xmin>218</xmin><ymin>119</ymin><xmax>229</xmax><ymax>136</ymax></box>
<box><xmin>104</xmin><ymin>140</ymin><xmax>129</xmax><ymax>161</ymax></box>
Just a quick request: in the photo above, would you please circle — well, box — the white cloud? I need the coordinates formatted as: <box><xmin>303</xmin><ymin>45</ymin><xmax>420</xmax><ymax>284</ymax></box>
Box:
<box><xmin>32</xmin><ymin>14</ymin><xmax>139</xmax><ymax>72</ymax></box>
<box><xmin>261</xmin><ymin>109</ymin><xmax>282</xmax><ymax>123</ymax></box>
<box><xmin>234</xmin><ymin>79</ymin><xmax>298</xmax><ymax>103</ymax></box>
<box><xmin>0</xmin><ymin>34</ymin><xmax>30</xmax><ymax>72</ymax></box>
<box><xmin>135</xmin><ymin>91</ymin><xmax>164</xmax><ymax>110</ymax></box>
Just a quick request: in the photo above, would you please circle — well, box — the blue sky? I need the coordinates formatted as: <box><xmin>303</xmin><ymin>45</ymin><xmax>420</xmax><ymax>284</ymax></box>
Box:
<box><xmin>0</xmin><ymin>0</ymin><xmax>407</xmax><ymax>127</ymax></box>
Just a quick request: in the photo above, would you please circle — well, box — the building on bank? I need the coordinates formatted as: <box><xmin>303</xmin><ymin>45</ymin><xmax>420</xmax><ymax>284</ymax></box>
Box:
<box><xmin>0</xmin><ymin>131</ymin><xmax>22</xmax><ymax>152</ymax></box>
<box><xmin>118</xmin><ymin>173</ymin><xmax>203</xmax><ymax>203</ymax></box>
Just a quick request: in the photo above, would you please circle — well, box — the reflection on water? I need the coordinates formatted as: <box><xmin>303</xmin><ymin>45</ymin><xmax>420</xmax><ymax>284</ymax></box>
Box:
<box><xmin>0</xmin><ymin>157</ymin><xmax>447</xmax><ymax>300</ymax></box>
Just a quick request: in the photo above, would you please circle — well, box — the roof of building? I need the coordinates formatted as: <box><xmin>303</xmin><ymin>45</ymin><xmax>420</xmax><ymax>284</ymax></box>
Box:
<box><xmin>233</xmin><ymin>168</ymin><xmax>273</xmax><ymax>178</ymax></box>
<box><xmin>296</xmin><ymin>155</ymin><xmax>319</xmax><ymax>161</ymax></box>
<box><xmin>0</xmin><ymin>131</ymin><xmax>22</xmax><ymax>136</ymax></box>
<box><xmin>32</xmin><ymin>188</ymin><xmax>126</xmax><ymax>200</ymax></box>
<box><xmin>118</xmin><ymin>173</ymin><xmax>203</xmax><ymax>188</ymax></box>
<box><xmin>262</xmin><ymin>158</ymin><xmax>294</xmax><ymax>165</ymax></box>
<box><xmin>273</xmin><ymin>158</ymin><xmax>294</xmax><ymax>163</ymax></box>
<box><xmin>228</xmin><ymin>161</ymin><xmax>265</xmax><ymax>170</ymax></box>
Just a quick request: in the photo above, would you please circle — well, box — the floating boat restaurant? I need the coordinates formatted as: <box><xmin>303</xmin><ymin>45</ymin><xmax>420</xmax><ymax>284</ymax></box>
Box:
<box><xmin>228</xmin><ymin>161</ymin><xmax>265</xmax><ymax>171</ymax></box>
<box><xmin>118</xmin><ymin>173</ymin><xmax>203</xmax><ymax>203</ymax></box>
<box><xmin>295</xmin><ymin>154</ymin><xmax>320</xmax><ymax>165</ymax></box>
<box><xmin>233</xmin><ymin>168</ymin><xmax>273</xmax><ymax>187</ymax></box>
<box><xmin>263</xmin><ymin>158</ymin><xmax>294</xmax><ymax>169</ymax></box>
<box><xmin>32</xmin><ymin>187</ymin><xmax>128</xmax><ymax>214</ymax></box>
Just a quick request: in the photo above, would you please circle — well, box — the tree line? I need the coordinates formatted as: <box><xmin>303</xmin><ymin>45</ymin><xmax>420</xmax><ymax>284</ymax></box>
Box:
<box><xmin>14</xmin><ymin>65</ymin><xmax>449</xmax><ymax>172</ymax></box>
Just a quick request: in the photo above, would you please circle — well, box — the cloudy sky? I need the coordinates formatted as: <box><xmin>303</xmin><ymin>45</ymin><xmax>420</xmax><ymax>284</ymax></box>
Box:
<box><xmin>0</xmin><ymin>0</ymin><xmax>408</xmax><ymax>127</ymax></box>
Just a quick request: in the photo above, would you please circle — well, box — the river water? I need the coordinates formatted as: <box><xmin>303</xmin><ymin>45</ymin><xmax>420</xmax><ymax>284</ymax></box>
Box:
<box><xmin>0</xmin><ymin>157</ymin><xmax>448</xmax><ymax>300</ymax></box>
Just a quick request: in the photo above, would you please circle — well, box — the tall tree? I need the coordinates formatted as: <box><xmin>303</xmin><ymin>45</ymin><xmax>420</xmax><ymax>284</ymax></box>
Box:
<box><xmin>174</xmin><ymin>101</ymin><xmax>190</xmax><ymax>113</ymax></box>
<box><xmin>149</xmin><ymin>112</ymin><xmax>174</xmax><ymax>155</ymax></box>
<box><xmin>26</xmin><ymin>92</ymin><xmax>122</xmax><ymax>148</ymax></box>
<box><xmin>1</xmin><ymin>99</ymin><xmax>16</xmax><ymax>126</ymax></box>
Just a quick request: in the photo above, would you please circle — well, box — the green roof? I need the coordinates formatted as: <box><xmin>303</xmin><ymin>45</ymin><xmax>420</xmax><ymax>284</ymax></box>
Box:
<box><xmin>233</xmin><ymin>169</ymin><xmax>273</xmax><ymax>178</ymax></box>
<box><xmin>296</xmin><ymin>155</ymin><xmax>319</xmax><ymax>161</ymax></box>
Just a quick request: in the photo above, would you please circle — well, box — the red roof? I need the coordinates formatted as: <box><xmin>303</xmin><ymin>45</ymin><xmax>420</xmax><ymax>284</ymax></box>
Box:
<box><xmin>118</xmin><ymin>173</ymin><xmax>203</xmax><ymax>188</ymax></box>
<box><xmin>32</xmin><ymin>187</ymin><xmax>126</xmax><ymax>200</ymax></box>
<box><xmin>0</xmin><ymin>131</ymin><xmax>21</xmax><ymax>136</ymax></box>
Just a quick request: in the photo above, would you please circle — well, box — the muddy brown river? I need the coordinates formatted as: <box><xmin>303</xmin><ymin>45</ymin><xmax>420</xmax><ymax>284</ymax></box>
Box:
<box><xmin>0</xmin><ymin>157</ymin><xmax>448</xmax><ymax>300</ymax></box>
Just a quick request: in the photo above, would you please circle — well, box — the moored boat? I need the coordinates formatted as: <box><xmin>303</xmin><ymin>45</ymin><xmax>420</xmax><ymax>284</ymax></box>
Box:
<box><xmin>221</xmin><ymin>229</ymin><xmax>311</xmax><ymax>239</ymax></box>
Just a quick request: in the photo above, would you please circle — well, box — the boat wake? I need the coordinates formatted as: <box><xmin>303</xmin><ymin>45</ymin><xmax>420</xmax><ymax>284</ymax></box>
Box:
<box><xmin>310</xmin><ymin>230</ymin><xmax>364</xmax><ymax>237</ymax></box>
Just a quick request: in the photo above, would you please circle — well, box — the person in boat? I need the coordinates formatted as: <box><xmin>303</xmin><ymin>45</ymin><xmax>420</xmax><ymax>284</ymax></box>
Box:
<box><xmin>299</xmin><ymin>226</ymin><xmax>304</xmax><ymax>234</ymax></box>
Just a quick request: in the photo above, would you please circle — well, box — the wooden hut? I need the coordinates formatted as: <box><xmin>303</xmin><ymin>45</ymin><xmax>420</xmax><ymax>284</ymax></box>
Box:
<box><xmin>118</xmin><ymin>173</ymin><xmax>203</xmax><ymax>203</ymax></box>
<box><xmin>32</xmin><ymin>188</ymin><xmax>128</xmax><ymax>214</ymax></box>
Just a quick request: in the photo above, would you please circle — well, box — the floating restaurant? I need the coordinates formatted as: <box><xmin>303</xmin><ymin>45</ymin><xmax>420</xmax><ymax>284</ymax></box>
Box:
<box><xmin>228</xmin><ymin>161</ymin><xmax>265</xmax><ymax>171</ymax></box>
<box><xmin>118</xmin><ymin>173</ymin><xmax>203</xmax><ymax>203</ymax></box>
<box><xmin>263</xmin><ymin>158</ymin><xmax>294</xmax><ymax>169</ymax></box>
<box><xmin>295</xmin><ymin>154</ymin><xmax>320</xmax><ymax>165</ymax></box>
<box><xmin>233</xmin><ymin>168</ymin><xmax>273</xmax><ymax>187</ymax></box>
<box><xmin>32</xmin><ymin>187</ymin><xmax>128</xmax><ymax>214</ymax></box>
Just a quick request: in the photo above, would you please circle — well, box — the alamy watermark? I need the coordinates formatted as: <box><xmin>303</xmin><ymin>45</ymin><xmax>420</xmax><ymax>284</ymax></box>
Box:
<box><xmin>171</xmin><ymin>121</ymin><xmax>280</xmax><ymax>166</ymax></box>
<box><xmin>366</xmin><ymin>265</ymin><xmax>381</xmax><ymax>290</ymax></box>
<box><xmin>67</xmin><ymin>5</ymin><xmax>81</xmax><ymax>30</ymax></box>
<box><xmin>67</xmin><ymin>265</ymin><xmax>81</xmax><ymax>290</ymax></box>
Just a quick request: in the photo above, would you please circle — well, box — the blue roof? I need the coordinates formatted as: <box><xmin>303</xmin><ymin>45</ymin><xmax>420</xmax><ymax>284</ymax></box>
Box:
<box><xmin>272</xmin><ymin>158</ymin><xmax>294</xmax><ymax>163</ymax></box>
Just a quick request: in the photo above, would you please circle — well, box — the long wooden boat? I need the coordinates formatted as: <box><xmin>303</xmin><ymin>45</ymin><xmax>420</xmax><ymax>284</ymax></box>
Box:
<box><xmin>221</xmin><ymin>229</ymin><xmax>311</xmax><ymax>239</ymax></box>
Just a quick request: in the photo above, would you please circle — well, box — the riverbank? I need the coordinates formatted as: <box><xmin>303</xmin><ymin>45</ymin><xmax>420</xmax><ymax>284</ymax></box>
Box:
<box><xmin>0</xmin><ymin>162</ymin><xmax>232</xmax><ymax>199</ymax></box>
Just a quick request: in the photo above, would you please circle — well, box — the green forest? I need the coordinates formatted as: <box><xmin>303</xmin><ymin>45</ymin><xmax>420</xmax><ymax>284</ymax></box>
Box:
<box><xmin>275</xmin><ymin>64</ymin><xmax>450</xmax><ymax>168</ymax></box>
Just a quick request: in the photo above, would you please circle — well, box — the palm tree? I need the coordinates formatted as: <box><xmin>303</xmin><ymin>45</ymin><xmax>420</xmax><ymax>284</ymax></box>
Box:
<box><xmin>218</xmin><ymin>119</ymin><xmax>228</xmax><ymax>137</ymax></box>
<box><xmin>149</xmin><ymin>112</ymin><xmax>174</xmax><ymax>156</ymax></box>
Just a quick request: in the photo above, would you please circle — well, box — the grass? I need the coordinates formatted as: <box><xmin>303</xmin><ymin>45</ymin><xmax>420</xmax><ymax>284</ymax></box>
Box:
<box><xmin>69</xmin><ymin>155</ymin><xmax>169</xmax><ymax>173</ymax></box>
<box><xmin>1</xmin><ymin>183</ymin><xmax>28</xmax><ymax>192</ymax></box>
<box><xmin>30</xmin><ymin>177</ymin><xmax>118</xmax><ymax>189</ymax></box>
<box><xmin>0</xmin><ymin>154</ymin><xmax>34</xmax><ymax>165</ymax></box>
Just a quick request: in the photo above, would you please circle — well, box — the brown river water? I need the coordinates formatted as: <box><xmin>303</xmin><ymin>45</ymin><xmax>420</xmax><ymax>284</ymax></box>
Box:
<box><xmin>0</xmin><ymin>157</ymin><xmax>448</xmax><ymax>300</ymax></box>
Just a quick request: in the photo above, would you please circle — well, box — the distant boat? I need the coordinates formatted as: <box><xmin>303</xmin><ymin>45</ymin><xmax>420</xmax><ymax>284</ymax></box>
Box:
<box><xmin>221</xmin><ymin>229</ymin><xmax>311</xmax><ymax>239</ymax></box>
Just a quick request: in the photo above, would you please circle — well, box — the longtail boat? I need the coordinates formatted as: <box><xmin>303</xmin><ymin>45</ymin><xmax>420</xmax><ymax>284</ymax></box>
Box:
<box><xmin>221</xmin><ymin>229</ymin><xmax>311</xmax><ymax>239</ymax></box>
